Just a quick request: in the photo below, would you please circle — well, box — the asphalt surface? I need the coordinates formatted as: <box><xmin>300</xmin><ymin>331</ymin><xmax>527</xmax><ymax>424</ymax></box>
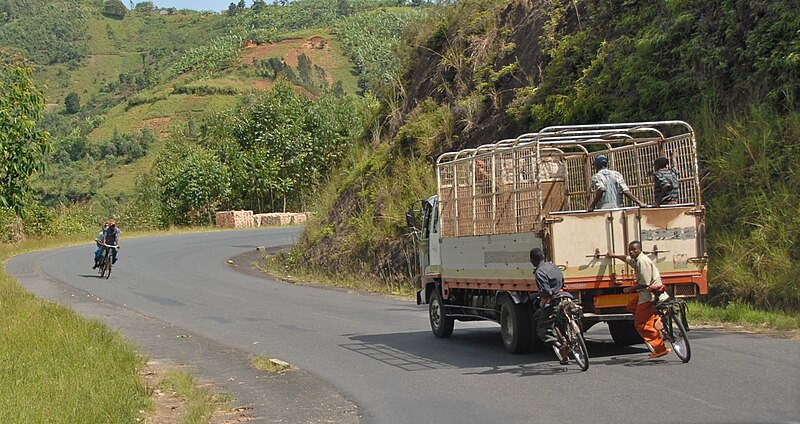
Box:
<box><xmin>6</xmin><ymin>228</ymin><xmax>800</xmax><ymax>424</ymax></box>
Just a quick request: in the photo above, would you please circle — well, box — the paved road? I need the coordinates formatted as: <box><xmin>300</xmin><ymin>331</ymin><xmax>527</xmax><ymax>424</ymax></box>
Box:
<box><xmin>7</xmin><ymin>229</ymin><xmax>800</xmax><ymax>423</ymax></box>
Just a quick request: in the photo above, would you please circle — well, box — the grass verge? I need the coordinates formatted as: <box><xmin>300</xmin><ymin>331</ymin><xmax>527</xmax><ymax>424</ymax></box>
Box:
<box><xmin>157</xmin><ymin>371</ymin><xmax>232</xmax><ymax>424</ymax></box>
<box><xmin>0</xmin><ymin>234</ymin><xmax>151</xmax><ymax>422</ymax></box>
<box><xmin>688</xmin><ymin>301</ymin><xmax>800</xmax><ymax>333</ymax></box>
<box><xmin>250</xmin><ymin>355</ymin><xmax>293</xmax><ymax>373</ymax></box>
<box><xmin>0</xmin><ymin>226</ymin><xmax>234</xmax><ymax>423</ymax></box>
<box><xmin>256</xmin><ymin>251</ymin><xmax>417</xmax><ymax>299</ymax></box>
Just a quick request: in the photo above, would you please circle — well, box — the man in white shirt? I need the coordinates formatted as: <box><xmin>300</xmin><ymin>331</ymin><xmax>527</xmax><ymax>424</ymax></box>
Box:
<box><xmin>607</xmin><ymin>240</ymin><xmax>671</xmax><ymax>359</ymax></box>
<box><xmin>588</xmin><ymin>155</ymin><xmax>646</xmax><ymax>211</ymax></box>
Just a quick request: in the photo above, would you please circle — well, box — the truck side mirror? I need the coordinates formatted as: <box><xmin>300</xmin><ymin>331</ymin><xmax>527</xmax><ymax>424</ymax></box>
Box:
<box><xmin>405</xmin><ymin>207</ymin><xmax>417</xmax><ymax>230</ymax></box>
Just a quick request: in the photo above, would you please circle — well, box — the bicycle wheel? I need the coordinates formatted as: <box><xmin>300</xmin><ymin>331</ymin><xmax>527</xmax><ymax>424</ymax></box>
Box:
<box><xmin>99</xmin><ymin>256</ymin><xmax>107</xmax><ymax>278</ymax></box>
<box><xmin>667</xmin><ymin>308</ymin><xmax>691</xmax><ymax>362</ymax></box>
<box><xmin>567</xmin><ymin>317</ymin><xmax>590</xmax><ymax>371</ymax></box>
<box><xmin>105</xmin><ymin>260</ymin><xmax>112</xmax><ymax>279</ymax></box>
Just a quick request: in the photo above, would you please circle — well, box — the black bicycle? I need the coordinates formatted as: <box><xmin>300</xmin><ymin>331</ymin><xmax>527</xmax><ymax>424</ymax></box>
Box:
<box><xmin>97</xmin><ymin>243</ymin><xmax>118</xmax><ymax>279</ymax></box>
<box><xmin>655</xmin><ymin>298</ymin><xmax>691</xmax><ymax>363</ymax></box>
<box><xmin>551</xmin><ymin>295</ymin><xmax>590</xmax><ymax>371</ymax></box>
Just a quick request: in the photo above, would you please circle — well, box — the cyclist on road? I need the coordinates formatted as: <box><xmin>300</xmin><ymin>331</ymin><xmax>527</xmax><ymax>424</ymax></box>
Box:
<box><xmin>607</xmin><ymin>241</ymin><xmax>671</xmax><ymax>358</ymax></box>
<box><xmin>529</xmin><ymin>247</ymin><xmax>569</xmax><ymax>364</ymax></box>
<box><xmin>101</xmin><ymin>219</ymin><xmax>121</xmax><ymax>266</ymax></box>
<box><xmin>92</xmin><ymin>222</ymin><xmax>107</xmax><ymax>269</ymax></box>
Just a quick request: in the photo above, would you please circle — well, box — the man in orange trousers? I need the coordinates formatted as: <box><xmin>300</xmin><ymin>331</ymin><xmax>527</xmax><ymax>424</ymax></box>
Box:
<box><xmin>608</xmin><ymin>241</ymin><xmax>670</xmax><ymax>358</ymax></box>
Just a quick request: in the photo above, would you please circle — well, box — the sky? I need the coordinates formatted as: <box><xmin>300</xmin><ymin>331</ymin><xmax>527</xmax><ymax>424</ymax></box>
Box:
<box><xmin>148</xmin><ymin>1</ymin><xmax>240</xmax><ymax>12</ymax></box>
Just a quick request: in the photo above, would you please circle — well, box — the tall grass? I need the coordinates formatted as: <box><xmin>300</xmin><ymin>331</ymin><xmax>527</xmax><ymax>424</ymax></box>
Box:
<box><xmin>701</xmin><ymin>107</ymin><xmax>800</xmax><ymax>312</ymax></box>
<box><xmin>294</xmin><ymin>140</ymin><xmax>435</xmax><ymax>291</ymax></box>
<box><xmin>0</xmin><ymin>235</ymin><xmax>150</xmax><ymax>423</ymax></box>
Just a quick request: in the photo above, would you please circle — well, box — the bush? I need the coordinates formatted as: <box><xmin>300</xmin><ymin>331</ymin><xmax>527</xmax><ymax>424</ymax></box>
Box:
<box><xmin>102</xmin><ymin>0</ymin><xmax>127</xmax><ymax>19</ymax></box>
<box><xmin>64</xmin><ymin>92</ymin><xmax>80</xmax><ymax>114</ymax></box>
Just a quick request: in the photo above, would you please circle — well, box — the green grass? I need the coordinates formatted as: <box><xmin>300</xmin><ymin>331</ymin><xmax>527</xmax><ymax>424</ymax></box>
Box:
<box><xmin>90</xmin><ymin>92</ymin><xmax>240</xmax><ymax>196</ymax></box>
<box><xmin>0</xmin><ymin>234</ymin><xmax>150</xmax><ymax>423</ymax></box>
<box><xmin>0</xmin><ymin>227</ymin><xmax>236</xmax><ymax>422</ymax></box>
<box><xmin>250</xmin><ymin>355</ymin><xmax>293</xmax><ymax>373</ymax></box>
<box><xmin>158</xmin><ymin>371</ymin><xmax>231</xmax><ymax>424</ymax></box>
<box><xmin>688</xmin><ymin>301</ymin><xmax>800</xmax><ymax>332</ymax></box>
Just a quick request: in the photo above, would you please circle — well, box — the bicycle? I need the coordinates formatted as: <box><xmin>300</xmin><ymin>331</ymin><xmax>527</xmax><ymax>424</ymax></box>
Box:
<box><xmin>655</xmin><ymin>298</ymin><xmax>691</xmax><ymax>363</ymax></box>
<box><xmin>550</xmin><ymin>294</ymin><xmax>590</xmax><ymax>371</ymax></box>
<box><xmin>97</xmin><ymin>243</ymin><xmax>118</xmax><ymax>279</ymax></box>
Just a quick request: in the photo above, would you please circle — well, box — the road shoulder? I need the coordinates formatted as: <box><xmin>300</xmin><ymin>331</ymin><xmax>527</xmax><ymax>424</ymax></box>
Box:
<box><xmin>7</xmin><ymin>251</ymin><xmax>360</xmax><ymax>424</ymax></box>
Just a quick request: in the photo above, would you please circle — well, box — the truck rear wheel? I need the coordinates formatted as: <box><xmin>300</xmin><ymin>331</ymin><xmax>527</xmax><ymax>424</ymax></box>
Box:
<box><xmin>429</xmin><ymin>289</ymin><xmax>454</xmax><ymax>338</ymax></box>
<box><xmin>528</xmin><ymin>312</ymin><xmax>546</xmax><ymax>353</ymax></box>
<box><xmin>608</xmin><ymin>320</ymin><xmax>644</xmax><ymax>346</ymax></box>
<box><xmin>500</xmin><ymin>300</ymin><xmax>530</xmax><ymax>354</ymax></box>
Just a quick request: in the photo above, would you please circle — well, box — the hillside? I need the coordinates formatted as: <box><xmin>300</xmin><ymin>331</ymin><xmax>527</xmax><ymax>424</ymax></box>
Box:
<box><xmin>295</xmin><ymin>0</ymin><xmax>800</xmax><ymax>312</ymax></box>
<box><xmin>2</xmin><ymin>0</ymin><xmax>388</xmax><ymax>204</ymax></box>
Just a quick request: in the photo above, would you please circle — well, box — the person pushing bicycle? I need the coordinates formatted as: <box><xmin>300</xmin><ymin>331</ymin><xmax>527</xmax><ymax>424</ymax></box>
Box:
<box><xmin>530</xmin><ymin>247</ymin><xmax>570</xmax><ymax>364</ymax></box>
<box><xmin>607</xmin><ymin>241</ymin><xmax>671</xmax><ymax>359</ymax></box>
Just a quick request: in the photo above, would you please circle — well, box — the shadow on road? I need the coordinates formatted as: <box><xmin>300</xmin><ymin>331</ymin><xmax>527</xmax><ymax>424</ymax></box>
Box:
<box><xmin>342</xmin><ymin>327</ymin><xmax>721</xmax><ymax>373</ymax></box>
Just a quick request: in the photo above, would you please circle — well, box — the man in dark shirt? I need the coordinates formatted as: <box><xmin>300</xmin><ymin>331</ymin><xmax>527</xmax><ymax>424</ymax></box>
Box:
<box><xmin>103</xmin><ymin>219</ymin><xmax>121</xmax><ymax>264</ymax></box>
<box><xmin>530</xmin><ymin>247</ymin><xmax>568</xmax><ymax>364</ymax></box>
<box><xmin>654</xmin><ymin>150</ymin><xmax>680</xmax><ymax>206</ymax></box>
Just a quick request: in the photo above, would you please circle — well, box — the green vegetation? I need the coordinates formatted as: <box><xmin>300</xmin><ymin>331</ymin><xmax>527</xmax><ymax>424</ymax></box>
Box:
<box><xmin>334</xmin><ymin>7</ymin><xmax>428</xmax><ymax>94</ymax></box>
<box><xmin>0</xmin><ymin>236</ymin><xmax>150</xmax><ymax>423</ymax></box>
<box><xmin>3</xmin><ymin>4</ymin><xmax>798</xmax><ymax>422</ymax></box>
<box><xmin>0</xmin><ymin>50</ymin><xmax>50</xmax><ymax>213</ymax></box>
<box><xmin>689</xmin><ymin>301</ymin><xmax>800</xmax><ymax>332</ymax></box>
<box><xmin>158</xmin><ymin>371</ymin><xmax>231</xmax><ymax>424</ymax></box>
<box><xmin>293</xmin><ymin>0</ymin><xmax>800</xmax><ymax>316</ymax></box>
<box><xmin>167</xmin><ymin>34</ymin><xmax>242</xmax><ymax>79</ymax></box>
<box><xmin>250</xmin><ymin>355</ymin><xmax>292</xmax><ymax>373</ymax></box>
<box><xmin>140</xmin><ymin>80</ymin><xmax>376</xmax><ymax>226</ymax></box>
<box><xmin>0</xmin><ymin>0</ymin><xmax>89</xmax><ymax>64</ymax></box>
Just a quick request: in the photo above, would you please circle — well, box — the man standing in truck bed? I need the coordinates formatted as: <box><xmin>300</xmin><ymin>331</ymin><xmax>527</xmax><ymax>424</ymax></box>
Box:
<box><xmin>587</xmin><ymin>155</ymin><xmax>646</xmax><ymax>211</ymax></box>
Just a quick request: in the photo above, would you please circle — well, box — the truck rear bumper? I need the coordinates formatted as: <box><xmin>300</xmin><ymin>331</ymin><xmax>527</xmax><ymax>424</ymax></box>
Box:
<box><xmin>582</xmin><ymin>312</ymin><xmax>633</xmax><ymax>322</ymax></box>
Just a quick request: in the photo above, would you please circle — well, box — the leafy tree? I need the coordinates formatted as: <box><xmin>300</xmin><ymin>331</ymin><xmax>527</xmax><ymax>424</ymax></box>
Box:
<box><xmin>102</xmin><ymin>0</ymin><xmax>127</xmax><ymax>19</ymax></box>
<box><xmin>134</xmin><ymin>1</ymin><xmax>154</xmax><ymax>13</ymax></box>
<box><xmin>252</xmin><ymin>0</ymin><xmax>266</xmax><ymax>12</ymax></box>
<box><xmin>64</xmin><ymin>92</ymin><xmax>80</xmax><ymax>114</ymax></box>
<box><xmin>0</xmin><ymin>50</ymin><xmax>49</xmax><ymax>212</ymax></box>
<box><xmin>154</xmin><ymin>141</ymin><xmax>231</xmax><ymax>225</ymax></box>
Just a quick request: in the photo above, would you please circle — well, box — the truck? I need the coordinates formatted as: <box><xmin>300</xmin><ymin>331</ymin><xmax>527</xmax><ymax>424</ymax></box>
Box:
<box><xmin>407</xmin><ymin>121</ymin><xmax>708</xmax><ymax>353</ymax></box>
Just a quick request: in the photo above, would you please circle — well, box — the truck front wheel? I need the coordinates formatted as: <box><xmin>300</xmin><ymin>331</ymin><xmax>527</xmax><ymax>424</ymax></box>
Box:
<box><xmin>500</xmin><ymin>300</ymin><xmax>531</xmax><ymax>354</ymax></box>
<box><xmin>430</xmin><ymin>289</ymin><xmax>454</xmax><ymax>338</ymax></box>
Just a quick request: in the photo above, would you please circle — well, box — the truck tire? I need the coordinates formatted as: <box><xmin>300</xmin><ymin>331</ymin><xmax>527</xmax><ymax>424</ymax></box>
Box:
<box><xmin>608</xmin><ymin>320</ymin><xmax>644</xmax><ymax>346</ymax></box>
<box><xmin>527</xmin><ymin>312</ymin><xmax>546</xmax><ymax>353</ymax></box>
<box><xmin>429</xmin><ymin>289</ymin><xmax>454</xmax><ymax>338</ymax></box>
<box><xmin>500</xmin><ymin>300</ymin><xmax>530</xmax><ymax>354</ymax></box>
